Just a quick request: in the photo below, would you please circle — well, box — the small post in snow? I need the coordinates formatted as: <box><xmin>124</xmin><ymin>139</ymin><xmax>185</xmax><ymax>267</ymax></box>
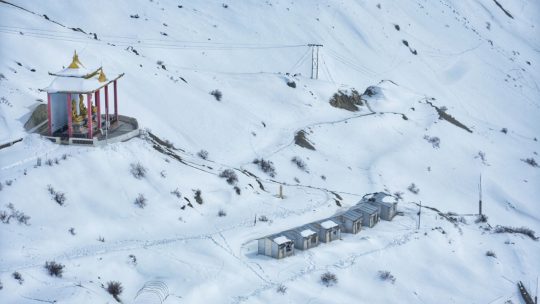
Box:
<box><xmin>478</xmin><ymin>174</ymin><xmax>483</xmax><ymax>216</ymax></box>
<box><xmin>279</xmin><ymin>185</ymin><xmax>283</xmax><ymax>199</ymax></box>
<box><xmin>417</xmin><ymin>201</ymin><xmax>422</xmax><ymax>230</ymax></box>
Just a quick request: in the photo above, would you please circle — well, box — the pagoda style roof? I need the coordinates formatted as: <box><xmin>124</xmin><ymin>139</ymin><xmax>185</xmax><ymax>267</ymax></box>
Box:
<box><xmin>43</xmin><ymin>51</ymin><xmax>124</xmax><ymax>94</ymax></box>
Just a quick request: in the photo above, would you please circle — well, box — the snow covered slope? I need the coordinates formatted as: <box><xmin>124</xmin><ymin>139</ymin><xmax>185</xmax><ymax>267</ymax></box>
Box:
<box><xmin>0</xmin><ymin>0</ymin><xmax>539</xmax><ymax>303</ymax></box>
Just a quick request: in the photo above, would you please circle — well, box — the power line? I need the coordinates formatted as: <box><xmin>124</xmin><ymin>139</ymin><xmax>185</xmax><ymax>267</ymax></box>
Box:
<box><xmin>288</xmin><ymin>47</ymin><xmax>311</xmax><ymax>73</ymax></box>
<box><xmin>0</xmin><ymin>26</ymin><xmax>308</xmax><ymax>50</ymax></box>
<box><xmin>320</xmin><ymin>52</ymin><xmax>335</xmax><ymax>83</ymax></box>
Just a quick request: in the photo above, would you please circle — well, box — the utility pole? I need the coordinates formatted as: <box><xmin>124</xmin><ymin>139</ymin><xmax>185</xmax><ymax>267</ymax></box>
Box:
<box><xmin>417</xmin><ymin>201</ymin><xmax>422</xmax><ymax>230</ymax></box>
<box><xmin>479</xmin><ymin>174</ymin><xmax>483</xmax><ymax>216</ymax></box>
<box><xmin>308</xmin><ymin>44</ymin><xmax>323</xmax><ymax>79</ymax></box>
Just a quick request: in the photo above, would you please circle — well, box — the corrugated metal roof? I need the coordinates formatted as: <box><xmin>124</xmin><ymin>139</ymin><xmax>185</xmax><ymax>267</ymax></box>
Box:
<box><xmin>353</xmin><ymin>203</ymin><xmax>379</xmax><ymax>214</ymax></box>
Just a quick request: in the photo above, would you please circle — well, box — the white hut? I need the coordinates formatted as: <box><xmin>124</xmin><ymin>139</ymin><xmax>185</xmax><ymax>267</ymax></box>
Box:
<box><xmin>257</xmin><ymin>234</ymin><xmax>295</xmax><ymax>259</ymax></box>
<box><xmin>283</xmin><ymin>226</ymin><xmax>319</xmax><ymax>250</ymax></box>
<box><xmin>333</xmin><ymin>209</ymin><xmax>363</xmax><ymax>234</ymax></box>
<box><xmin>351</xmin><ymin>203</ymin><xmax>380</xmax><ymax>228</ymax></box>
<box><xmin>308</xmin><ymin>220</ymin><xmax>341</xmax><ymax>243</ymax></box>
<box><xmin>363</xmin><ymin>192</ymin><xmax>397</xmax><ymax>221</ymax></box>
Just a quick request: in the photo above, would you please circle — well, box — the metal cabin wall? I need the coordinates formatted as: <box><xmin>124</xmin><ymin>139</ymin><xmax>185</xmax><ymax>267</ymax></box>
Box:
<box><xmin>50</xmin><ymin>93</ymin><xmax>68</xmax><ymax>133</ymax></box>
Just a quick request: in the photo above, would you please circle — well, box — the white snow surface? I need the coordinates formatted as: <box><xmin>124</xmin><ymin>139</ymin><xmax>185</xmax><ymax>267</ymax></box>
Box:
<box><xmin>300</xmin><ymin>229</ymin><xmax>316</xmax><ymax>238</ymax></box>
<box><xmin>273</xmin><ymin>236</ymin><xmax>291</xmax><ymax>245</ymax></box>
<box><xmin>0</xmin><ymin>0</ymin><xmax>539</xmax><ymax>303</ymax></box>
<box><xmin>320</xmin><ymin>220</ymin><xmax>339</xmax><ymax>229</ymax></box>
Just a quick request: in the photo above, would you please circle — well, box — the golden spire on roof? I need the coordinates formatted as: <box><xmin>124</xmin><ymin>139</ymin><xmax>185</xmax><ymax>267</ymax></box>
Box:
<box><xmin>67</xmin><ymin>50</ymin><xmax>83</xmax><ymax>69</ymax></box>
<box><xmin>98</xmin><ymin>68</ymin><xmax>107</xmax><ymax>83</ymax></box>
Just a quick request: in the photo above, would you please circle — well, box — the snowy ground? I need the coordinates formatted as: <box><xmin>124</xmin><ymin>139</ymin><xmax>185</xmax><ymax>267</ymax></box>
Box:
<box><xmin>1</xmin><ymin>0</ymin><xmax>539</xmax><ymax>303</ymax></box>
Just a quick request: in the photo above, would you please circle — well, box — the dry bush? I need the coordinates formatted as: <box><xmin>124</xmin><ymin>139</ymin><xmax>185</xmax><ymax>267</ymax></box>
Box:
<box><xmin>210</xmin><ymin>89</ymin><xmax>222</xmax><ymax>101</ymax></box>
<box><xmin>44</xmin><ymin>261</ymin><xmax>64</xmax><ymax>277</ymax></box>
<box><xmin>219</xmin><ymin>169</ymin><xmax>238</xmax><ymax>185</ymax></box>
<box><xmin>253</xmin><ymin>158</ymin><xmax>276</xmax><ymax>177</ymax></box>
<box><xmin>321</xmin><ymin>272</ymin><xmax>338</xmax><ymax>287</ymax></box>
<box><xmin>134</xmin><ymin>194</ymin><xmax>147</xmax><ymax>208</ymax></box>
<box><xmin>378</xmin><ymin>270</ymin><xmax>396</xmax><ymax>283</ymax></box>
<box><xmin>130</xmin><ymin>162</ymin><xmax>147</xmax><ymax>179</ymax></box>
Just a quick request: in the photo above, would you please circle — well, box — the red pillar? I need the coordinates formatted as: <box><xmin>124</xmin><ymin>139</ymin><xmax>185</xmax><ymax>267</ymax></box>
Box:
<box><xmin>113</xmin><ymin>80</ymin><xmax>118</xmax><ymax>121</ymax></box>
<box><xmin>95</xmin><ymin>90</ymin><xmax>101</xmax><ymax>130</ymax></box>
<box><xmin>47</xmin><ymin>93</ymin><xmax>52</xmax><ymax>136</ymax></box>
<box><xmin>105</xmin><ymin>84</ymin><xmax>109</xmax><ymax>127</ymax></box>
<box><xmin>67</xmin><ymin>93</ymin><xmax>72</xmax><ymax>138</ymax></box>
<box><xmin>87</xmin><ymin>93</ymin><xmax>93</xmax><ymax>138</ymax></box>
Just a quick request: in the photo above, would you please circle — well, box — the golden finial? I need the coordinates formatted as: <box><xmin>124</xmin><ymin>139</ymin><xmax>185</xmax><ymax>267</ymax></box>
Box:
<box><xmin>68</xmin><ymin>50</ymin><xmax>83</xmax><ymax>69</ymax></box>
<box><xmin>98</xmin><ymin>68</ymin><xmax>107</xmax><ymax>82</ymax></box>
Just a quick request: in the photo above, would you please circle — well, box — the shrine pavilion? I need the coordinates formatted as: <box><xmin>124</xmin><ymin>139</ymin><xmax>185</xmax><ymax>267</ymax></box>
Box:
<box><xmin>40</xmin><ymin>52</ymin><xmax>139</xmax><ymax>145</ymax></box>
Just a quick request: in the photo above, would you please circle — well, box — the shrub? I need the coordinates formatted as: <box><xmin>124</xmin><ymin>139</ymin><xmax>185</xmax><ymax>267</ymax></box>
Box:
<box><xmin>1</xmin><ymin>203</ymin><xmax>30</xmax><ymax>225</ymax></box>
<box><xmin>194</xmin><ymin>189</ymin><xmax>203</xmax><ymax>204</ymax></box>
<box><xmin>197</xmin><ymin>150</ymin><xmax>209</xmax><ymax>160</ymax></box>
<box><xmin>522</xmin><ymin>158</ymin><xmax>538</xmax><ymax>167</ymax></box>
<box><xmin>378</xmin><ymin>270</ymin><xmax>396</xmax><ymax>283</ymax></box>
<box><xmin>5</xmin><ymin>180</ymin><xmax>12</xmax><ymax>186</ymax></box>
<box><xmin>276</xmin><ymin>284</ymin><xmax>287</xmax><ymax>294</ymax></box>
<box><xmin>69</xmin><ymin>227</ymin><xmax>76</xmax><ymax>235</ymax></box>
<box><xmin>54</xmin><ymin>192</ymin><xmax>66</xmax><ymax>206</ymax></box>
<box><xmin>286</xmin><ymin>80</ymin><xmax>296</xmax><ymax>88</ymax></box>
<box><xmin>501</xmin><ymin>127</ymin><xmax>508</xmax><ymax>134</ymax></box>
<box><xmin>219</xmin><ymin>169</ymin><xmax>238</xmax><ymax>185</ymax></box>
<box><xmin>46</xmin><ymin>159</ymin><xmax>53</xmax><ymax>166</ymax></box>
<box><xmin>234</xmin><ymin>186</ymin><xmax>241</xmax><ymax>195</ymax></box>
<box><xmin>106</xmin><ymin>281</ymin><xmax>123</xmax><ymax>302</ymax></box>
<box><xmin>218</xmin><ymin>209</ymin><xmax>227</xmax><ymax>217</ymax></box>
<box><xmin>393</xmin><ymin>191</ymin><xmax>404</xmax><ymax>201</ymax></box>
<box><xmin>423</xmin><ymin>135</ymin><xmax>440</xmax><ymax>148</ymax></box>
<box><xmin>12</xmin><ymin>271</ymin><xmax>23</xmax><ymax>284</ymax></box>
<box><xmin>98</xmin><ymin>236</ymin><xmax>105</xmax><ymax>242</ymax></box>
<box><xmin>0</xmin><ymin>279</ymin><xmax>3</xmax><ymax>290</ymax></box>
<box><xmin>494</xmin><ymin>225</ymin><xmax>538</xmax><ymax>240</ymax></box>
<box><xmin>130</xmin><ymin>162</ymin><xmax>147</xmax><ymax>179</ymax></box>
<box><xmin>134</xmin><ymin>194</ymin><xmax>147</xmax><ymax>208</ymax></box>
<box><xmin>486</xmin><ymin>250</ymin><xmax>496</xmax><ymax>258</ymax></box>
<box><xmin>321</xmin><ymin>272</ymin><xmax>338</xmax><ymax>287</ymax></box>
<box><xmin>407</xmin><ymin>183</ymin><xmax>420</xmax><ymax>194</ymax></box>
<box><xmin>210</xmin><ymin>89</ymin><xmax>222</xmax><ymax>101</ymax></box>
<box><xmin>291</xmin><ymin>156</ymin><xmax>308</xmax><ymax>172</ymax></box>
<box><xmin>253</xmin><ymin>158</ymin><xmax>276</xmax><ymax>177</ymax></box>
<box><xmin>171</xmin><ymin>188</ymin><xmax>182</xmax><ymax>198</ymax></box>
<box><xmin>44</xmin><ymin>261</ymin><xmax>64</xmax><ymax>277</ymax></box>
<box><xmin>258</xmin><ymin>215</ymin><xmax>269</xmax><ymax>222</ymax></box>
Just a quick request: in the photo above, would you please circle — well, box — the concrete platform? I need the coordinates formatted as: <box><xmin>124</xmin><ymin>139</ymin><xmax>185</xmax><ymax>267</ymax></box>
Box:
<box><xmin>35</xmin><ymin>115</ymin><xmax>141</xmax><ymax>146</ymax></box>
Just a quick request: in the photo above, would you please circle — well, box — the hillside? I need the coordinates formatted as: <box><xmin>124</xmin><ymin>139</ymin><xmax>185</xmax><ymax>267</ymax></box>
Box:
<box><xmin>0</xmin><ymin>0</ymin><xmax>539</xmax><ymax>303</ymax></box>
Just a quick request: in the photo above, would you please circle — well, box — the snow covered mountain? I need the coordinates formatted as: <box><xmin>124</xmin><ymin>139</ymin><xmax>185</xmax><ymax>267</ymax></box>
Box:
<box><xmin>0</xmin><ymin>0</ymin><xmax>539</xmax><ymax>303</ymax></box>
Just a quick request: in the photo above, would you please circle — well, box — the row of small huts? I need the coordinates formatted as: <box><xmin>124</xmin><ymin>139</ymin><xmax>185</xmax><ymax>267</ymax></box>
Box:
<box><xmin>257</xmin><ymin>192</ymin><xmax>398</xmax><ymax>259</ymax></box>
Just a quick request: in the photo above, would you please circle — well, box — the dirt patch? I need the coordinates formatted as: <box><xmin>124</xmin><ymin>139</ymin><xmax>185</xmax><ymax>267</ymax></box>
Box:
<box><xmin>294</xmin><ymin>130</ymin><xmax>316</xmax><ymax>150</ymax></box>
<box><xmin>329</xmin><ymin>89</ymin><xmax>363</xmax><ymax>112</ymax></box>
<box><xmin>425</xmin><ymin>101</ymin><xmax>472</xmax><ymax>133</ymax></box>
<box><xmin>24</xmin><ymin>104</ymin><xmax>47</xmax><ymax>131</ymax></box>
